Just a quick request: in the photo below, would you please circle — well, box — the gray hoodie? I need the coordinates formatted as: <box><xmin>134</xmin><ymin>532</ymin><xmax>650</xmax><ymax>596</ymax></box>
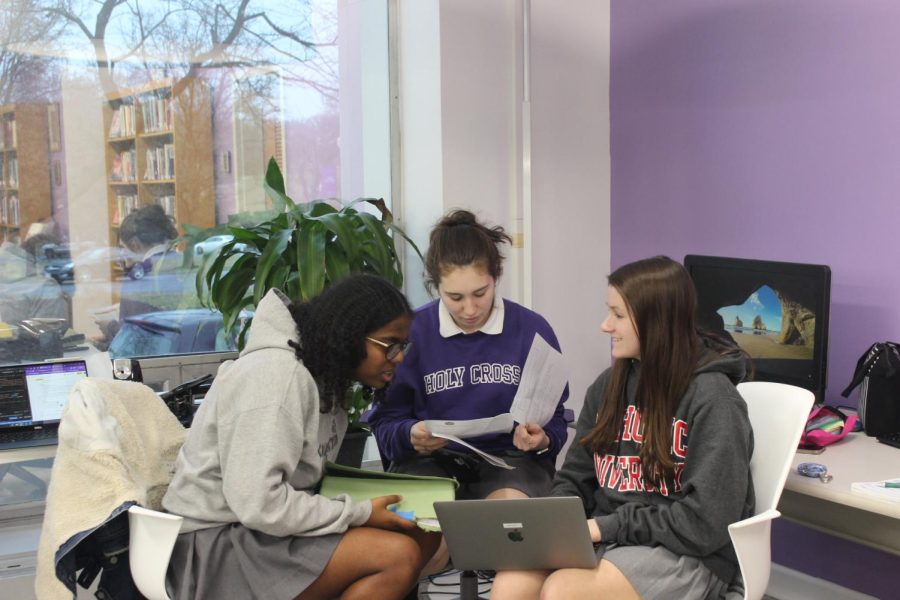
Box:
<box><xmin>552</xmin><ymin>350</ymin><xmax>754</xmax><ymax>584</ymax></box>
<box><xmin>162</xmin><ymin>289</ymin><xmax>372</xmax><ymax>535</ymax></box>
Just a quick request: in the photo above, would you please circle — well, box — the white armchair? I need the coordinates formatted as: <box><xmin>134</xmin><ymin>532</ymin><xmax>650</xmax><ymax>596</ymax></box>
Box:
<box><xmin>729</xmin><ymin>381</ymin><xmax>814</xmax><ymax>600</ymax></box>
<box><xmin>128</xmin><ymin>505</ymin><xmax>184</xmax><ymax>600</ymax></box>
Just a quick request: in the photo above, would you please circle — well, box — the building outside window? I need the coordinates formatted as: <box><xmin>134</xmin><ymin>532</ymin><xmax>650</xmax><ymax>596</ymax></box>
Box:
<box><xmin>0</xmin><ymin>0</ymin><xmax>392</xmax><ymax>368</ymax></box>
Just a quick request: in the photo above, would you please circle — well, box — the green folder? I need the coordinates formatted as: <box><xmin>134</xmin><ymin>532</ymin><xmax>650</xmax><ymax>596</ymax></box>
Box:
<box><xmin>319</xmin><ymin>462</ymin><xmax>457</xmax><ymax>531</ymax></box>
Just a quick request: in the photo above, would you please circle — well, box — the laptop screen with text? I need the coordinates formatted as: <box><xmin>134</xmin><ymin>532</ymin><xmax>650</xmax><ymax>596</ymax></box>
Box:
<box><xmin>0</xmin><ymin>360</ymin><xmax>88</xmax><ymax>430</ymax></box>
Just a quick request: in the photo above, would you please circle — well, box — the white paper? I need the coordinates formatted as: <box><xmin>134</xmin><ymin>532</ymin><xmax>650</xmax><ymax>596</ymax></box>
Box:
<box><xmin>424</xmin><ymin>413</ymin><xmax>514</xmax><ymax>439</ymax></box>
<box><xmin>85</xmin><ymin>351</ymin><xmax>114</xmax><ymax>379</ymax></box>
<box><xmin>509</xmin><ymin>333</ymin><xmax>568</xmax><ymax>426</ymax></box>
<box><xmin>850</xmin><ymin>478</ymin><xmax>900</xmax><ymax>503</ymax></box>
<box><xmin>430</xmin><ymin>432</ymin><xmax>515</xmax><ymax>470</ymax></box>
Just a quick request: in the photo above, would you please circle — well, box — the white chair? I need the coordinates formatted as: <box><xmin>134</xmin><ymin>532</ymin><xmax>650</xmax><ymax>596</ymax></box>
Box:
<box><xmin>729</xmin><ymin>381</ymin><xmax>814</xmax><ymax>600</ymax></box>
<box><xmin>128</xmin><ymin>504</ymin><xmax>184</xmax><ymax>600</ymax></box>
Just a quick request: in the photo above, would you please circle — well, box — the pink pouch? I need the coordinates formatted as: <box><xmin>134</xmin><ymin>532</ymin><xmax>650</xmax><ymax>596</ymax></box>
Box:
<box><xmin>801</xmin><ymin>405</ymin><xmax>857</xmax><ymax>447</ymax></box>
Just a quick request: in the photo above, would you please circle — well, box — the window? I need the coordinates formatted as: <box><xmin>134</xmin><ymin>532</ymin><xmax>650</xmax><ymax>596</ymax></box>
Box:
<box><xmin>0</xmin><ymin>0</ymin><xmax>393</xmax><ymax>367</ymax></box>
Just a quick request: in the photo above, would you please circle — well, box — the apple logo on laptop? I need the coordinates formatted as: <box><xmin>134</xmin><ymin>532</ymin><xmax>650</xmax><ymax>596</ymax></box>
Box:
<box><xmin>503</xmin><ymin>523</ymin><xmax>525</xmax><ymax>542</ymax></box>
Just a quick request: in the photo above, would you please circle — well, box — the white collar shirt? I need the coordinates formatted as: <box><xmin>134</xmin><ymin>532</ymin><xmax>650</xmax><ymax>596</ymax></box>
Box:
<box><xmin>438</xmin><ymin>296</ymin><xmax>505</xmax><ymax>338</ymax></box>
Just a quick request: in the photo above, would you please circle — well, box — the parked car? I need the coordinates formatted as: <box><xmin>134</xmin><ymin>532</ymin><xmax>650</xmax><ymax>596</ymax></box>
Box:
<box><xmin>44</xmin><ymin>245</ymin><xmax>133</xmax><ymax>283</ymax></box>
<box><xmin>107</xmin><ymin>308</ymin><xmax>249</xmax><ymax>358</ymax></box>
<box><xmin>42</xmin><ymin>245</ymin><xmax>74</xmax><ymax>282</ymax></box>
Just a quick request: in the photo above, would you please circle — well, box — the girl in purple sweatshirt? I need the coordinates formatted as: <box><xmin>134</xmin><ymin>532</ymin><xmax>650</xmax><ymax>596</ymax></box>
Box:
<box><xmin>369</xmin><ymin>210</ymin><xmax>569</xmax><ymax>502</ymax></box>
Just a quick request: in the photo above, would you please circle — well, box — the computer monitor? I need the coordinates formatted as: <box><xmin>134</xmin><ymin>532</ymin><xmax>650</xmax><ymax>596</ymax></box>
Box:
<box><xmin>684</xmin><ymin>255</ymin><xmax>831</xmax><ymax>401</ymax></box>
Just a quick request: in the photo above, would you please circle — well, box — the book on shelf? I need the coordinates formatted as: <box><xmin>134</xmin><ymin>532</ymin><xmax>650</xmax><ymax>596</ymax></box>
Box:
<box><xmin>141</xmin><ymin>95</ymin><xmax>174</xmax><ymax>133</ymax></box>
<box><xmin>113</xmin><ymin>194</ymin><xmax>138</xmax><ymax>225</ymax></box>
<box><xmin>156</xmin><ymin>195</ymin><xmax>176</xmax><ymax>218</ymax></box>
<box><xmin>110</xmin><ymin>149</ymin><xmax>136</xmax><ymax>182</ymax></box>
<box><xmin>318</xmin><ymin>461</ymin><xmax>457</xmax><ymax>532</ymax></box>
<box><xmin>108</xmin><ymin>104</ymin><xmax>135</xmax><ymax>137</ymax></box>
<box><xmin>850</xmin><ymin>478</ymin><xmax>900</xmax><ymax>503</ymax></box>
<box><xmin>144</xmin><ymin>144</ymin><xmax>175</xmax><ymax>180</ymax></box>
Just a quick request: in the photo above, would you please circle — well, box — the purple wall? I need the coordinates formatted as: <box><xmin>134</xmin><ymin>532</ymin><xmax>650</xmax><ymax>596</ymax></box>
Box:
<box><xmin>610</xmin><ymin>1</ymin><xmax>900</xmax><ymax>597</ymax></box>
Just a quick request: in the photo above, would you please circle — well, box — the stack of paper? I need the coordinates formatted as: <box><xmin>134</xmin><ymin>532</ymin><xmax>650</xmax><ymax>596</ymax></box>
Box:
<box><xmin>850</xmin><ymin>478</ymin><xmax>900</xmax><ymax>503</ymax></box>
<box><xmin>318</xmin><ymin>462</ymin><xmax>457</xmax><ymax>531</ymax></box>
<box><xmin>424</xmin><ymin>414</ymin><xmax>515</xmax><ymax>469</ymax></box>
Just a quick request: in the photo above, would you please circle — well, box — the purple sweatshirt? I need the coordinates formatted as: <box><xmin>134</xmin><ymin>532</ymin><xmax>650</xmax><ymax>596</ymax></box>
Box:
<box><xmin>368</xmin><ymin>298</ymin><xmax>569</xmax><ymax>463</ymax></box>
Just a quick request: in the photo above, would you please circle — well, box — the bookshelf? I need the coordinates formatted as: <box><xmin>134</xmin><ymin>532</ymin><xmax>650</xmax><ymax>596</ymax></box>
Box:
<box><xmin>103</xmin><ymin>77</ymin><xmax>215</xmax><ymax>242</ymax></box>
<box><xmin>0</xmin><ymin>104</ymin><xmax>51</xmax><ymax>243</ymax></box>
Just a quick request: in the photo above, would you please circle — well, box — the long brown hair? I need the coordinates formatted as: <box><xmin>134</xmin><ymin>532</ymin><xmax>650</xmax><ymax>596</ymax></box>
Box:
<box><xmin>581</xmin><ymin>256</ymin><xmax>702</xmax><ymax>485</ymax></box>
<box><xmin>424</xmin><ymin>209</ymin><xmax>512</xmax><ymax>294</ymax></box>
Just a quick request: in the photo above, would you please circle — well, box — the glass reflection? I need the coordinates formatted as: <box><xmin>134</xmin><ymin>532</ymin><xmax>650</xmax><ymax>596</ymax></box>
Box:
<box><xmin>0</xmin><ymin>0</ymin><xmax>388</xmax><ymax>365</ymax></box>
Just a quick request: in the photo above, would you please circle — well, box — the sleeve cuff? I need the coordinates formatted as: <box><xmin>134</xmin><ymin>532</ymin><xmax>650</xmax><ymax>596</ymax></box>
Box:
<box><xmin>350</xmin><ymin>499</ymin><xmax>373</xmax><ymax>527</ymax></box>
<box><xmin>595</xmin><ymin>514</ymin><xmax>620</xmax><ymax>542</ymax></box>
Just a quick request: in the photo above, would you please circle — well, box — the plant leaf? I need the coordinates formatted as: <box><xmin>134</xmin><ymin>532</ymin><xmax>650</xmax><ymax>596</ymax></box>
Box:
<box><xmin>357</xmin><ymin>211</ymin><xmax>394</xmax><ymax>273</ymax></box>
<box><xmin>324</xmin><ymin>242</ymin><xmax>351</xmax><ymax>282</ymax></box>
<box><xmin>296</xmin><ymin>220</ymin><xmax>327</xmax><ymax>300</ymax></box>
<box><xmin>254</xmin><ymin>227</ymin><xmax>293</xmax><ymax>305</ymax></box>
<box><xmin>312</xmin><ymin>210</ymin><xmax>360</xmax><ymax>265</ymax></box>
<box><xmin>263</xmin><ymin>158</ymin><xmax>296</xmax><ymax>212</ymax></box>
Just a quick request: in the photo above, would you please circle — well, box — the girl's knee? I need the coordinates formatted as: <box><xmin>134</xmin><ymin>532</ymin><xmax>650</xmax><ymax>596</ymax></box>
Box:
<box><xmin>542</xmin><ymin>570</ymin><xmax>588</xmax><ymax>600</ymax></box>
<box><xmin>382</xmin><ymin>532</ymin><xmax>422</xmax><ymax>573</ymax></box>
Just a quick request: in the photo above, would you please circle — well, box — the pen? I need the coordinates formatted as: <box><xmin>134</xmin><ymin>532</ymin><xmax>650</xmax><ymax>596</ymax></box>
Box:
<box><xmin>884</xmin><ymin>482</ymin><xmax>900</xmax><ymax>488</ymax></box>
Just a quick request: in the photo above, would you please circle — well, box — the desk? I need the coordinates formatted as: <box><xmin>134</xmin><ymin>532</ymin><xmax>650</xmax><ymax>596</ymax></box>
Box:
<box><xmin>778</xmin><ymin>433</ymin><xmax>900</xmax><ymax>555</ymax></box>
<box><xmin>0</xmin><ymin>445</ymin><xmax>56</xmax><ymax>519</ymax></box>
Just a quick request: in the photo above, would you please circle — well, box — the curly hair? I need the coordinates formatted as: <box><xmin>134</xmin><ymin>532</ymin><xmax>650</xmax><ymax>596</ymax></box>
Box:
<box><xmin>287</xmin><ymin>274</ymin><xmax>412</xmax><ymax>413</ymax></box>
<box><xmin>424</xmin><ymin>209</ymin><xmax>512</xmax><ymax>294</ymax></box>
<box><xmin>118</xmin><ymin>204</ymin><xmax>178</xmax><ymax>250</ymax></box>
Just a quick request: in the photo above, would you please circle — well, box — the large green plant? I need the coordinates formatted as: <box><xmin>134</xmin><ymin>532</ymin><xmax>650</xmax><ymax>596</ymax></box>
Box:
<box><xmin>196</xmin><ymin>159</ymin><xmax>421</xmax><ymax>424</ymax></box>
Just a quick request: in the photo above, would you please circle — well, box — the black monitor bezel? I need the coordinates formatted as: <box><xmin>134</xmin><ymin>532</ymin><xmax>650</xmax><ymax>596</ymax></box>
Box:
<box><xmin>684</xmin><ymin>254</ymin><xmax>831</xmax><ymax>400</ymax></box>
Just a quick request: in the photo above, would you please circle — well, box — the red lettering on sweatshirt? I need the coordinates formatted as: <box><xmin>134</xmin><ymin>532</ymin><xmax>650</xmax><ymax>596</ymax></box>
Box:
<box><xmin>620</xmin><ymin>405</ymin><xmax>644</xmax><ymax>443</ymax></box>
<box><xmin>672</xmin><ymin>419</ymin><xmax>688</xmax><ymax>458</ymax></box>
<box><xmin>592</xmin><ymin>410</ymin><xmax>689</xmax><ymax>498</ymax></box>
<box><xmin>619</xmin><ymin>456</ymin><xmax>644</xmax><ymax>492</ymax></box>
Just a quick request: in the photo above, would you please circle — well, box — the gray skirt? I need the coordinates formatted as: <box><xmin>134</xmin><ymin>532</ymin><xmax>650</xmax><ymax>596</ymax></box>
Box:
<box><xmin>598</xmin><ymin>543</ymin><xmax>729</xmax><ymax>600</ymax></box>
<box><xmin>165</xmin><ymin>523</ymin><xmax>342</xmax><ymax>600</ymax></box>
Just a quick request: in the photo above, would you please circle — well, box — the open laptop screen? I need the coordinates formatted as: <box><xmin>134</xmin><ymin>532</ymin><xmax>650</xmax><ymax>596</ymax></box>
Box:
<box><xmin>0</xmin><ymin>360</ymin><xmax>87</xmax><ymax>430</ymax></box>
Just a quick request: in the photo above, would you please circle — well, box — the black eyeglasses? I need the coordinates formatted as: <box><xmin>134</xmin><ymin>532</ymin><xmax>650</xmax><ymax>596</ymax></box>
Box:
<box><xmin>366</xmin><ymin>337</ymin><xmax>413</xmax><ymax>361</ymax></box>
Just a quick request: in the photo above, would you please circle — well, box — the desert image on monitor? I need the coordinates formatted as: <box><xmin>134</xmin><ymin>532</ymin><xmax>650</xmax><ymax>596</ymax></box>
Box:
<box><xmin>716</xmin><ymin>284</ymin><xmax>814</xmax><ymax>360</ymax></box>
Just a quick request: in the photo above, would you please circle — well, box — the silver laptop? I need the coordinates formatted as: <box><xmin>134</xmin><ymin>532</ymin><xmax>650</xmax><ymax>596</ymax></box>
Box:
<box><xmin>434</xmin><ymin>496</ymin><xmax>598</xmax><ymax>571</ymax></box>
<box><xmin>0</xmin><ymin>360</ymin><xmax>88</xmax><ymax>450</ymax></box>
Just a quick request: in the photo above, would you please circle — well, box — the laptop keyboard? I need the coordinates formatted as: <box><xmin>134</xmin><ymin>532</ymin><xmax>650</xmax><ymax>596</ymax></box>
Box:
<box><xmin>0</xmin><ymin>427</ymin><xmax>58</xmax><ymax>449</ymax></box>
<box><xmin>877</xmin><ymin>432</ymin><xmax>900</xmax><ymax>449</ymax></box>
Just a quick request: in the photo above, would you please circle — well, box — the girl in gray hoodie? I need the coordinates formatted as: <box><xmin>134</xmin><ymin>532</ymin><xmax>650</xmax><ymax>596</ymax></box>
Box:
<box><xmin>492</xmin><ymin>256</ymin><xmax>754</xmax><ymax>600</ymax></box>
<box><xmin>163</xmin><ymin>274</ymin><xmax>436</xmax><ymax>600</ymax></box>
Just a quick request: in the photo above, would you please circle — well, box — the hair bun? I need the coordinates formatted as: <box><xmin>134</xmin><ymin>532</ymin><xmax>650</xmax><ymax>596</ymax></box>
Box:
<box><xmin>443</xmin><ymin>209</ymin><xmax>478</xmax><ymax>227</ymax></box>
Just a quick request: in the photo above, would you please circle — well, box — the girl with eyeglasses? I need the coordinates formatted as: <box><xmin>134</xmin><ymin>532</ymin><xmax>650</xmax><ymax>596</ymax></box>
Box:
<box><xmin>369</xmin><ymin>209</ymin><xmax>569</xmax><ymax>505</ymax></box>
<box><xmin>163</xmin><ymin>274</ymin><xmax>436</xmax><ymax>600</ymax></box>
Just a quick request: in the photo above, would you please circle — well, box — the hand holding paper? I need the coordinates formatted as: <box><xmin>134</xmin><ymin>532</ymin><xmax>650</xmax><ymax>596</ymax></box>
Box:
<box><xmin>428</xmin><ymin>432</ymin><xmax>515</xmax><ymax>469</ymax></box>
<box><xmin>513</xmin><ymin>422</ymin><xmax>550</xmax><ymax>453</ymax></box>
<box><xmin>422</xmin><ymin>413</ymin><xmax>517</xmax><ymax>469</ymax></box>
<box><xmin>410</xmin><ymin>421</ymin><xmax>449</xmax><ymax>454</ymax></box>
<box><xmin>424</xmin><ymin>413</ymin><xmax>514</xmax><ymax>438</ymax></box>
